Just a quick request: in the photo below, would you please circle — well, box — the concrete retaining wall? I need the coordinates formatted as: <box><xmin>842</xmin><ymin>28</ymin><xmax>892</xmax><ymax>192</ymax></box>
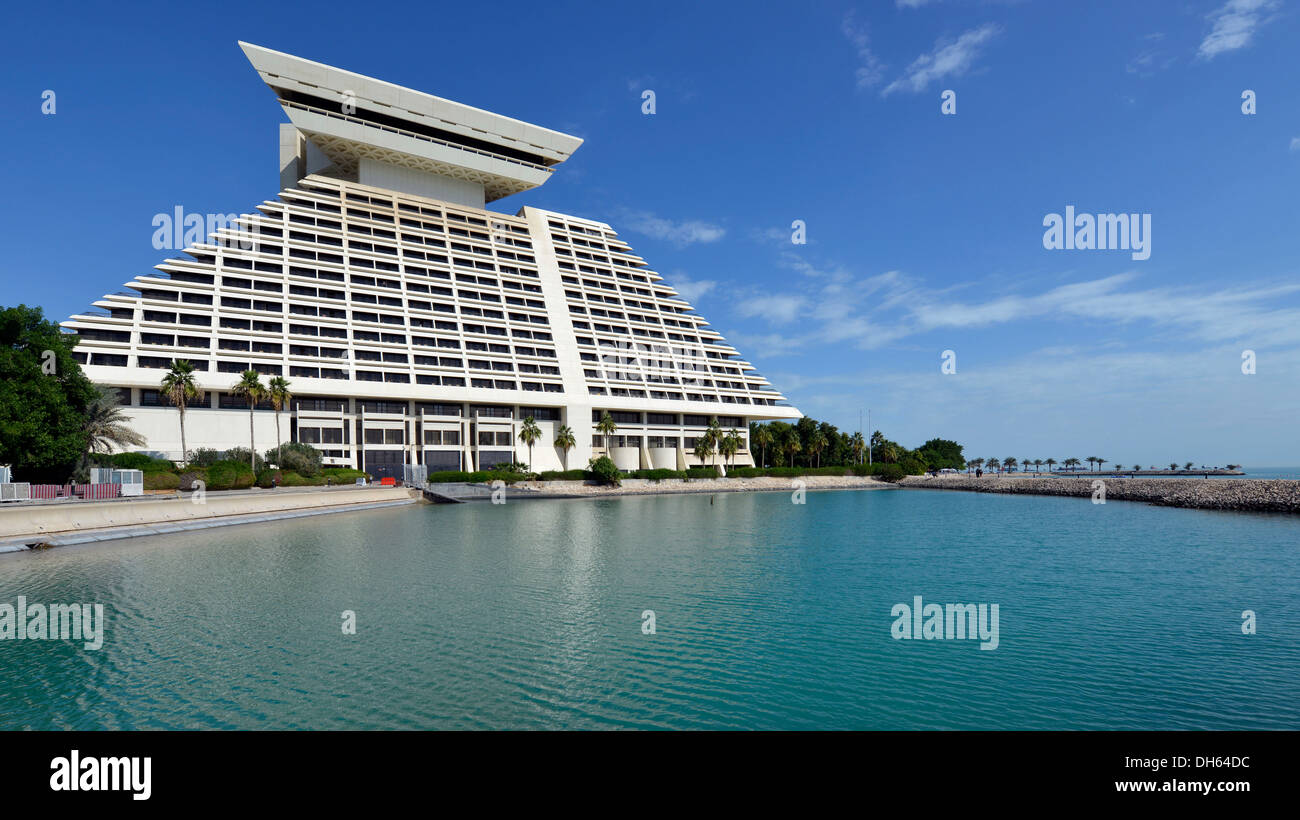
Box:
<box><xmin>0</xmin><ymin>486</ymin><xmax>420</xmax><ymax>539</ymax></box>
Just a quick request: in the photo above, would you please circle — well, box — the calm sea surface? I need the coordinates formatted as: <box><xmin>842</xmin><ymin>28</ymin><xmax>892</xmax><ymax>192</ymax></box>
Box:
<box><xmin>1</xmin><ymin>488</ymin><xmax>1297</xmax><ymax>729</ymax></box>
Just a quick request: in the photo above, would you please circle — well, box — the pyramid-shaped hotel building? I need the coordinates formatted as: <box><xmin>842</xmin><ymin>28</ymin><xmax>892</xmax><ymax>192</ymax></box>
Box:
<box><xmin>64</xmin><ymin>43</ymin><xmax>800</xmax><ymax>476</ymax></box>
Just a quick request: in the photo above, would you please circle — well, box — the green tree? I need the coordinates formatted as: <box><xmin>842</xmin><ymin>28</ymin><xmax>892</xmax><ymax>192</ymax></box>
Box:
<box><xmin>1003</xmin><ymin>457</ymin><xmax>1018</xmax><ymax>473</ymax></box>
<box><xmin>266</xmin><ymin>376</ymin><xmax>292</xmax><ymax>466</ymax></box>
<box><xmin>753</xmin><ymin>424</ymin><xmax>773</xmax><ymax>468</ymax></box>
<box><xmin>1184</xmin><ymin>461</ymin><xmax>1194</xmax><ymax>471</ymax></box>
<box><xmin>809</xmin><ymin>428</ymin><xmax>827</xmax><ymax>468</ymax></box>
<box><xmin>230</xmin><ymin>370</ymin><xmax>265</xmax><ymax>472</ymax></box>
<box><xmin>784</xmin><ymin>429</ymin><xmax>802</xmax><ymax>467</ymax></box>
<box><xmin>595</xmin><ymin>411</ymin><xmax>617</xmax><ymax>451</ymax></box>
<box><xmin>721</xmin><ymin>429</ymin><xmax>741</xmax><ymax>469</ymax></box>
<box><xmin>986</xmin><ymin>457</ymin><xmax>1001</xmax><ymax>473</ymax></box>
<box><xmin>160</xmin><ymin>359</ymin><xmax>203</xmax><ymax>465</ymax></box>
<box><xmin>1046</xmin><ymin>458</ymin><xmax>1057</xmax><ymax>472</ymax></box>
<box><xmin>705</xmin><ymin>417</ymin><xmax>723</xmax><ymax>471</ymax></box>
<box><xmin>850</xmin><ymin>432</ymin><xmax>865</xmax><ymax>465</ymax></box>
<box><xmin>693</xmin><ymin>436</ymin><xmax>714</xmax><ymax>468</ymax></box>
<box><xmin>81</xmin><ymin>384</ymin><xmax>146</xmax><ymax>477</ymax></box>
<box><xmin>553</xmin><ymin>424</ymin><xmax>576</xmax><ymax>470</ymax></box>
<box><xmin>519</xmin><ymin>415</ymin><xmax>541</xmax><ymax>472</ymax></box>
<box><xmin>0</xmin><ymin>305</ymin><xmax>99</xmax><ymax>482</ymax></box>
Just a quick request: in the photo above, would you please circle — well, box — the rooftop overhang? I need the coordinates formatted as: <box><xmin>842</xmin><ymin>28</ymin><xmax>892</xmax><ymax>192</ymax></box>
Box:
<box><xmin>240</xmin><ymin>41</ymin><xmax>583</xmax><ymax>202</ymax></box>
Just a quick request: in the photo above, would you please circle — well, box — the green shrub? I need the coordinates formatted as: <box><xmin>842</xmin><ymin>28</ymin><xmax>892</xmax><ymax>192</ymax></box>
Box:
<box><xmin>255</xmin><ymin>469</ymin><xmax>279</xmax><ymax>489</ymax></box>
<box><xmin>99</xmin><ymin>452</ymin><xmax>175</xmax><ymax>473</ymax></box>
<box><xmin>873</xmin><ymin>464</ymin><xmax>907</xmax><ymax>483</ymax></box>
<box><xmin>280</xmin><ymin>471</ymin><xmax>324</xmax><ymax>487</ymax></box>
<box><xmin>142</xmin><ymin>471</ymin><xmax>180</xmax><ymax>490</ymax></box>
<box><xmin>187</xmin><ymin>448</ymin><xmax>223</xmax><ymax>468</ymax></box>
<box><xmin>685</xmin><ymin>467</ymin><xmax>717</xmax><ymax>479</ymax></box>
<box><xmin>429</xmin><ymin>470</ymin><xmax>473</xmax><ymax>483</ymax></box>
<box><xmin>266</xmin><ymin>442</ymin><xmax>323</xmax><ymax>477</ymax></box>
<box><xmin>206</xmin><ymin>460</ymin><xmax>255</xmax><ymax>491</ymax></box>
<box><xmin>627</xmin><ymin>468</ymin><xmax>685</xmax><ymax>481</ymax></box>
<box><xmin>321</xmin><ymin>468</ymin><xmax>368</xmax><ymax>484</ymax></box>
<box><xmin>221</xmin><ymin>447</ymin><xmax>265</xmax><ymax>473</ymax></box>
<box><xmin>897</xmin><ymin>456</ymin><xmax>928</xmax><ymax>476</ymax></box>
<box><xmin>586</xmin><ymin>455</ymin><xmax>621</xmax><ymax>486</ymax></box>
<box><xmin>538</xmin><ymin>469</ymin><xmax>586</xmax><ymax>481</ymax></box>
<box><xmin>176</xmin><ymin>470</ymin><xmax>205</xmax><ymax>491</ymax></box>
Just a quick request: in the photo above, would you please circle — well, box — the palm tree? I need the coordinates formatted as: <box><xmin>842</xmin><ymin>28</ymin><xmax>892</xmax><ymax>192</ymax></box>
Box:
<box><xmin>1169</xmin><ymin>462</ymin><xmax>1178</xmax><ymax>471</ymax></box>
<box><xmin>784</xmin><ymin>431</ymin><xmax>802</xmax><ymax>467</ymax></box>
<box><xmin>969</xmin><ymin>457</ymin><xmax>984</xmax><ymax>474</ymax></box>
<box><xmin>850</xmin><ymin>431</ymin><xmax>865</xmax><ymax>466</ymax></box>
<box><xmin>266</xmin><ymin>376</ymin><xmax>292</xmax><ymax>465</ymax></box>
<box><xmin>1022</xmin><ymin>457</ymin><xmax>1032</xmax><ymax>473</ymax></box>
<box><xmin>722</xmin><ymin>429</ymin><xmax>741</xmax><ymax>469</ymax></box>
<box><xmin>1115</xmin><ymin>464</ymin><xmax>1124</xmax><ymax>472</ymax></box>
<box><xmin>518</xmin><ymin>416</ymin><xmax>541</xmax><ymax>472</ymax></box>
<box><xmin>231</xmin><ymin>370</ymin><xmax>265</xmax><ymax>472</ymax></box>
<box><xmin>693</xmin><ymin>436</ymin><xmax>714</xmax><ymax>468</ymax></box>
<box><xmin>810</xmin><ymin>429</ymin><xmax>828</xmax><ymax>468</ymax></box>
<box><xmin>754</xmin><ymin>425</ymin><xmax>774</xmax><ymax>468</ymax></box>
<box><xmin>986</xmin><ymin>457</ymin><xmax>1001</xmax><ymax>473</ymax></box>
<box><xmin>1184</xmin><ymin>461</ymin><xmax>1194</xmax><ymax>471</ymax></box>
<box><xmin>553</xmin><ymin>424</ymin><xmax>576</xmax><ymax>470</ymax></box>
<box><xmin>1085</xmin><ymin>456</ymin><xmax>1096</xmax><ymax>471</ymax></box>
<box><xmin>1045</xmin><ymin>457</ymin><xmax>1057</xmax><ymax>473</ymax></box>
<box><xmin>1064</xmin><ymin>457</ymin><xmax>1080</xmax><ymax>471</ymax></box>
<box><xmin>705</xmin><ymin>417</ymin><xmax>723</xmax><ymax>471</ymax></box>
<box><xmin>1033</xmin><ymin>459</ymin><xmax>1044</xmax><ymax>473</ymax></box>
<box><xmin>81</xmin><ymin>385</ymin><xmax>147</xmax><ymax>475</ymax></box>
<box><xmin>1097</xmin><ymin>458</ymin><xmax>1107</xmax><ymax>472</ymax></box>
<box><xmin>595</xmin><ymin>411</ymin><xmax>617</xmax><ymax>453</ymax></box>
<box><xmin>160</xmin><ymin>359</ymin><xmax>203</xmax><ymax>465</ymax></box>
<box><xmin>1004</xmin><ymin>457</ymin><xmax>1018</xmax><ymax>473</ymax></box>
<box><xmin>880</xmin><ymin>442</ymin><xmax>900</xmax><ymax>464</ymax></box>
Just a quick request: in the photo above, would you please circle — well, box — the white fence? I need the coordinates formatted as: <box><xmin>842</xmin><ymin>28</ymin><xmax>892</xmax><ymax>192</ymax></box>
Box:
<box><xmin>0</xmin><ymin>483</ymin><xmax>31</xmax><ymax>502</ymax></box>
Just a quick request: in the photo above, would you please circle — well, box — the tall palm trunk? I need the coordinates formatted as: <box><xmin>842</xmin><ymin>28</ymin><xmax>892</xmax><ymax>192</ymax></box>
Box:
<box><xmin>274</xmin><ymin>410</ymin><xmax>282</xmax><ymax>464</ymax></box>
<box><xmin>178</xmin><ymin>405</ymin><xmax>188</xmax><ymax>466</ymax></box>
<box><xmin>248</xmin><ymin>405</ymin><xmax>256</xmax><ymax>472</ymax></box>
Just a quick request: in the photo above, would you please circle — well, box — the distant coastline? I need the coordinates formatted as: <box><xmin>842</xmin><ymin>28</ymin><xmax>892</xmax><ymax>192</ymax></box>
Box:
<box><xmin>901</xmin><ymin>475</ymin><xmax>1300</xmax><ymax>513</ymax></box>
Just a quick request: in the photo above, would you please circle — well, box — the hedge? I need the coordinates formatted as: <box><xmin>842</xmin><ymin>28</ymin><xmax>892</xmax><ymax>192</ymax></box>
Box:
<box><xmin>142</xmin><ymin>472</ymin><xmax>180</xmax><ymax>490</ymax></box>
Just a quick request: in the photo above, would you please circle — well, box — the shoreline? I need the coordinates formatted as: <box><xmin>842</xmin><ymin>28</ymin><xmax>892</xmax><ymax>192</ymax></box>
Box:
<box><xmin>495</xmin><ymin>474</ymin><xmax>898</xmax><ymax>499</ymax></box>
<box><xmin>0</xmin><ymin>486</ymin><xmax>420</xmax><ymax>552</ymax></box>
<box><xmin>900</xmin><ymin>475</ymin><xmax>1300</xmax><ymax>513</ymax></box>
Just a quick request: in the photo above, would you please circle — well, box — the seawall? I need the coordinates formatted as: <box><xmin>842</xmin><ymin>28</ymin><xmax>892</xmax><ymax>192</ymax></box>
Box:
<box><xmin>901</xmin><ymin>475</ymin><xmax>1300</xmax><ymax>513</ymax></box>
<box><xmin>0</xmin><ymin>486</ymin><xmax>422</xmax><ymax>551</ymax></box>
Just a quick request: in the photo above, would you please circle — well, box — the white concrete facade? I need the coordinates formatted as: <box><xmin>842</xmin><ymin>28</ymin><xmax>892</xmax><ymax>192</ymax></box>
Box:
<box><xmin>62</xmin><ymin>43</ymin><xmax>800</xmax><ymax>477</ymax></box>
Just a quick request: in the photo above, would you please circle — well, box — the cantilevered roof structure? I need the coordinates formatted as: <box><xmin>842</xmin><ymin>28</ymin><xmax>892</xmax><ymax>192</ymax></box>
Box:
<box><xmin>240</xmin><ymin>41</ymin><xmax>583</xmax><ymax>204</ymax></box>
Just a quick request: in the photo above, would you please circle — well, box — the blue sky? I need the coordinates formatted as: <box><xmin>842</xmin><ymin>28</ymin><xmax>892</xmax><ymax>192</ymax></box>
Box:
<box><xmin>3</xmin><ymin>0</ymin><xmax>1298</xmax><ymax>465</ymax></box>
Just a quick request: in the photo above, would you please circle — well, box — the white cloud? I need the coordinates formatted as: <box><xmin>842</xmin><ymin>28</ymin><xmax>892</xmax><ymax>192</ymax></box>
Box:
<box><xmin>618</xmin><ymin>210</ymin><xmax>725</xmax><ymax>246</ymax></box>
<box><xmin>883</xmin><ymin>23</ymin><xmax>1001</xmax><ymax>96</ymax></box>
<box><xmin>720</xmin><ymin>250</ymin><xmax>1300</xmax><ymax>358</ymax></box>
<box><xmin>842</xmin><ymin>12</ymin><xmax>886</xmax><ymax>89</ymax></box>
<box><xmin>734</xmin><ymin>294</ymin><xmax>808</xmax><ymax>324</ymax></box>
<box><xmin>897</xmin><ymin>0</ymin><xmax>937</xmax><ymax>8</ymax></box>
<box><xmin>665</xmin><ymin>272</ymin><xmax>718</xmax><ymax>304</ymax></box>
<box><xmin>1197</xmin><ymin>0</ymin><xmax>1279</xmax><ymax>59</ymax></box>
<box><xmin>1289</xmin><ymin>137</ymin><xmax>1300</xmax><ymax>152</ymax></box>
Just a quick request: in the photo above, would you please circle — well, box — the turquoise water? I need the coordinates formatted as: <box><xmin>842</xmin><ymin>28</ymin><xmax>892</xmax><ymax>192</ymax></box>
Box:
<box><xmin>1</xmin><ymin>488</ymin><xmax>1297</xmax><ymax>730</ymax></box>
